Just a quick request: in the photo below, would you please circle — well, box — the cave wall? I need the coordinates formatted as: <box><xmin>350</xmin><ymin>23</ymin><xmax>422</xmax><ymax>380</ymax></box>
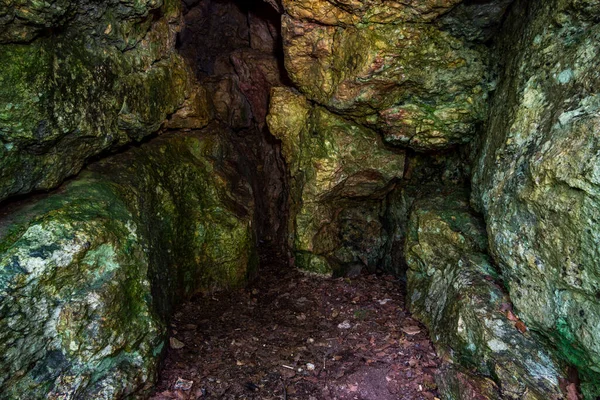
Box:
<box><xmin>177</xmin><ymin>0</ymin><xmax>290</xmax><ymax>252</ymax></box>
<box><xmin>0</xmin><ymin>1</ymin><xmax>266</xmax><ymax>397</ymax></box>
<box><xmin>0</xmin><ymin>0</ymin><xmax>197</xmax><ymax>203</ymax></box>
<box><xmin>267</xmin><ymin>0</ymin><xmax>600</xmax><ymax>398</ymax></box>
<box><xmin>0</xmin><ymin>126</ymin><xmax>257</xmax><ymax>398</ymax></box>
<box><xmin>266</xmin><ymin>0</ymin><xmax>504</xmax><ymax>276</ymax></box>
<box><xmin>1</xmin><ymin>0</ymin><xmax>600</xmax><ymax>398</ymax></box>
<box><xmin>472</xmin><ymin>0</ymin><xmax>600</xmax><ymax>396</ymax></box>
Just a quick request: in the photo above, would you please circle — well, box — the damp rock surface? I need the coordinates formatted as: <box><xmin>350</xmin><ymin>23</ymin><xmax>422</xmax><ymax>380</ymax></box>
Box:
<box><xmin>268</xmin><ymin>87</ymin><xmax>405</xmax><ymax>275</ymax></box>
<box><xmin>406</xmin><ymin>188</ymin><xmax>567</xmax><ymax>399</ymax></box>
<box><xmin>472</xmin><ymin>0</ymin><xmax>600</xmax><ymax>395</ymax></box>
<box><xmin>277</xmin><ymin>0</ymin><xmax>508</xmax><ymax>151</ymax></box>
<box><xmin>0</xmin><ymin>126</ymin><xmax>256</xmax><ymax>398</ymax></box>
<box><xmin>0</xmin><ymin>0</ymin><xmax>193</xmax><ymax>203</ymax></box>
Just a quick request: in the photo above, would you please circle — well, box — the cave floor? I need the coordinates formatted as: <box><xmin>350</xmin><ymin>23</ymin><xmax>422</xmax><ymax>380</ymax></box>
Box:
<box><xmin>150</xmin><ymin>254</ymin><xmax>442</xmax><ymax>400</ymax></box>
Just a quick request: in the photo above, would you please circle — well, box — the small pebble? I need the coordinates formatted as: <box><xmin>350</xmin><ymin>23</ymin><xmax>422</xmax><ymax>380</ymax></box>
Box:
<box><xmin>338</xmin><ymin>320</ymin><xmax>351</xmax><ymax>329</ymax></box>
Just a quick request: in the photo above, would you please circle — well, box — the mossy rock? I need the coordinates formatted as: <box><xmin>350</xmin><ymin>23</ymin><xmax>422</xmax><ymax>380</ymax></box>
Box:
<box><xmin>281</xmin><ymin>15</ymin><xmax>490</xmax><ymax>151</ymax></box>
<box><xmin>405</xmin><ymin>189</ymin><xmax>567</xmax><ymax>399</ymax></box>
<box><xmin>472</xmin><ymin>0</ymin><xmax>600</xmax><ymax>395</ymax></box>
<box><xmin>268</xmin><ymin>87</ymin><xmax>405</xmax><ymax>275</ymax></box>
<box><xmin>0</xmin><ymin>0</ymin><xmax>191</xmax><ymax>203</ymax></box>
<box><xmin>0</xmin><ymin>124</ymin><xmax>256</xmax><ymax>398</ymax></box>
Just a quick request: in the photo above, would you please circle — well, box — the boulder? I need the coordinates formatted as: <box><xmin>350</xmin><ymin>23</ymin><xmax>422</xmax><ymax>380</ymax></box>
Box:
<box><xmin>0</xmin><ymin>125</ymin><xmax>256</xmax><ymax>398</ymax></box>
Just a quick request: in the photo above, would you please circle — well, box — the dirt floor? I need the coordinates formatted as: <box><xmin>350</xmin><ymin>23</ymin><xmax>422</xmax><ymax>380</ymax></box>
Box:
<box><xmin>150</xmin><ymin>253</ymin><xmax>442</xmax><ymax>400</ymax></box>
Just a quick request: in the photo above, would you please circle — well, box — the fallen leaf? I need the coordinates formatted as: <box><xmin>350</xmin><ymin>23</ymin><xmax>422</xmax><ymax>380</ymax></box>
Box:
<box><xmin>402</xmin><ymin>326</ymin><xmax>421</xmax><ymax>335</ymax></box>
<box><xmin>567</xmin><ymin>382</ymin><xmax>580</xmax><ymax>400</ymax></box>
<box><xmin>170</xmin><ymin>337</ymin><xmax>185</xmax><ymax>349</ymax></box>
<box><xmin>174</xmin><ymin>377</ymin><xmax>193</xmax><ymax>391</ymax></box>
<box><xmin>506</xmin><ymin>310</ymin><xmax>519</xmax><ymax>321</ymax></box>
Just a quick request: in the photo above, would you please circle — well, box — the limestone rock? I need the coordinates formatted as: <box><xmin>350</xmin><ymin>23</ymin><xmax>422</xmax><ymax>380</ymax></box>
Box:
<box><xmin>164</xmin><ymin>84</ymin><xmax>212</xmax><ymax>130</ymax></box>
<box><xmin>231</xmin><ymin>49</ymin><xmax>283</xmax><ymax>127</ymax></box>
<box><xmin>282</xmin><ymin>0</ymin><xmax>462</xmax><ymax>25</ymax></box>
<box><xmin>267</xmin><ymin>87</ymin><xmax>405</xmax><ymax>274</ymax></box>
<box><xmin>0</xmin><ymin>125</ymin><xmax>256</xmax><ymax>398</ymax></box>
<box><xmin>405</xmin><ymin>189</ymin><xmax>566</xmax><ymax>399</ymax></box>
<box><xmin>436</xmin><ymin>365</ymin><xmax>501</xmax><ymax>400</ymax></box>
<box><xmin>281</xmin><ymin>15</ymin><xmax>489</xmax><ymax>151</ymax></box>
<box><xmin>472</xmin><ymin>0</ymin><xmax>600</xmax><ymax>395</ymax></box>
<box><xmin>0</xmin><ymin>0</ymin><xmax>191</xmax><ymax>203</ymax></box>
<box><xmin>436</xmin><ymin>0</ymin><xmax>515</xmax><ymax>42</ymax></box>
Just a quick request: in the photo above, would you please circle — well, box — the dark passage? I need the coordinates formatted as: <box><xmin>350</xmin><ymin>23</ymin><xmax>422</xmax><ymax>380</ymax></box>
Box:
<box><xmin>176</xmin><ymin>0</ymin><xmax>290</xmax><ymax>259</ymax></box>
<box><xmin>150</xmin><ymin>1</ymin><xmax>444</xmax><ymax>398</ymax></box>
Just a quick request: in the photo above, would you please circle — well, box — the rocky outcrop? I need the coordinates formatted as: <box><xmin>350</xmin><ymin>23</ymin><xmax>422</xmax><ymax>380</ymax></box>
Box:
<box><xmin>0</xmin><ymin>125</ymin><xmax>256</xmax><ymax>398</ymax></box>
<box><xmin>268</xmin><ymin>87</ymin><xmax>406</xmax><ymax>275</ymax></box>
<box><xmin>278</xmin><ymin>0</ymin><xmax>505</xmax><ymax>151</ymax></box>
<box><xmin>472</xmin><ymin>0</ymin><xmax>600</xmax><ymax>396</ymax></box>
<box><xmin>406</xmin><ymin>189</ymin><xmax>566</xmax><ymax>399</ymax></box>
<box><xmin>0</xmin><ymin>0</ymin><xmax>194</xmax><ymax>203</ymax></box>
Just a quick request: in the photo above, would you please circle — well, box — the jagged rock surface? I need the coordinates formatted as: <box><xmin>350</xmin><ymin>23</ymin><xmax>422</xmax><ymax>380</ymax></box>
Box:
<box><xmin>0</xmin><ymin>0</ymin><xmax>195</xmax><ymax>203</ymax></box>
<box><xmin>0</xmin><ymin>126</ymin><xmax>256</xmax><ymax>398</ymax></box>
<box><xmin>472</xmin><ymin>0</ymin><xmax>600</xmax><ymax>396</ymax></box>
<box><xmin>278</xmin><ymin>0</ymin><xmax>507</xmax><ymax>151</ymax></box>
<box><xmin>405</xmin><ymin>189</ymin><xmax>566</xmax><ymax>399</ymax></box>
<box><xmin>268</xmin><ymin>87</ymin><xmax>405</xmax><ymax>275</ymax></box>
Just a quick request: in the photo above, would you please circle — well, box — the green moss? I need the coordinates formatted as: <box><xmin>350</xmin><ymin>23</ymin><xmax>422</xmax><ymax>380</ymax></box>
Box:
<box><xmin>0</xmin><ymin>125</ymin><xmax>257</xmax><ymax>398</ymax></box>
<box><xmin>405</xmin><ymin>189</ymin><xmax>567</xmax><ymax>399</ymax></box>
<box><xmin>0</xmin><ymin>4</ymin><xmax>190</xmax><ymax>203</ymax></box>
<box><xmin>282</xmin><ymin>16</ymin><xmax>489</xmax><ymax>150</ymax></box>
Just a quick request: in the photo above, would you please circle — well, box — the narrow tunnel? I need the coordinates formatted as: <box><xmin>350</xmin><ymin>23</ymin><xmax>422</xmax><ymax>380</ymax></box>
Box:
<box><xmin>0</xmin><ymin>0</ymin><xmax>599</xmax><ymax>399</ymax></box>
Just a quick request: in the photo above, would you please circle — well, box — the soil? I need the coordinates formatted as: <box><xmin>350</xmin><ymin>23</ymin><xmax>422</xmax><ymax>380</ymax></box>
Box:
<box><xmin>150</xmin><ymin>251</ymin><xmax>442</xmax><ymax>400</ymax></box>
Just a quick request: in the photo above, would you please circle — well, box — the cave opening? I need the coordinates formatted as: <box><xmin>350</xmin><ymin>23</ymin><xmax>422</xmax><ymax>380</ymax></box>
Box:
<box><xmin>0</xmin><ymin>0</ymin><xmax>599</xmax><ymax>398</ymax></box>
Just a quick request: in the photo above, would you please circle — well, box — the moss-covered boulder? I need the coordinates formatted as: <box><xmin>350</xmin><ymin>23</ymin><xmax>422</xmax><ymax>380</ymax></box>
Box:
<box><xmin>0</xmin><ymin>0</ymin><xmax>196</xmax><ymax>203</ymax></box>
<box><xmin>0</xmin><ymin>178</ymin><xmax>163</xmax><ymax>399</ymax></box>
<box><xmin>280</xmin><ymin>2</ymin><xmax>495</xmax><ymax>151</ymax></box>
<box><xmin>405</xmin><ymin>189</ymin><xmax>566</xmax><ymax>399</ymax></box>
<box><xmin>471</xmin><ymin>0</ymin><xmax>600</xmax><ymax>396</ymax></box>
<box><xmin>0</xmin><ymin>125</ymin><xmax>256</xmax><ymax>398</ymax></box>
<box><xmin>267</xmin><ymin>87</ymin><xmax>404</xmax><ymax>274</ymax></box>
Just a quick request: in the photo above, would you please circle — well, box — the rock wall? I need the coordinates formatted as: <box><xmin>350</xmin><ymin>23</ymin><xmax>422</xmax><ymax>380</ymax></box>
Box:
<box><xmin>0</xmin><ymin>125</ymin><xmax>256</xmax><ymax>398</ymax></box>
<box><xmin>267</xmin><ymin>0</ymin><xmax>508</xmax><ymax>275</ymax></box>
<box><xmin>268</xmin><ymin>87</ymin><xmax>406</xmax><ymax>275</ymax></box>
<box><xmin>279</xmin><ymin>0</ymin><xmax>504</xmax><ymax>151</ymax></box>
<box><xmin>406</xmin><ymin>189</ymin><xmax>566</xmax><ymax>399</ymax></box>
<box><xmin>177</xmin><ymin>0</ymin><xmax>290</xmax><ymax>252</ymax></box>
<box><xmin>0</xmin><ymin>0</ymin><xmax>194</xmax><ymax>203</ymax></box>
<box><xmin>472</xmin><ymin>0</ymin><xmax>600</xmax><ymax>396</ymax></box>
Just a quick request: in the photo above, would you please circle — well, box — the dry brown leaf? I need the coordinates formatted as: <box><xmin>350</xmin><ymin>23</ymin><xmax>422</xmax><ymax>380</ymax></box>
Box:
<box><xmin>567</xmin><ymin>382</ymin><xmax>580</xmax><ymax>400</ymax></box>
<box><xmin>402</xmin><ymin>326</ymin><xmax>421</xmax><ymax>335</ymax></box>
<box><xmin>515</xmin><ymin>321</ymin><xmax>527</xmax><ymax>333</ymax></box>
<box><xmin>506</xmin><ymin>310</ymin><xmax>519</xmax><ymax>321</ymax></box>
